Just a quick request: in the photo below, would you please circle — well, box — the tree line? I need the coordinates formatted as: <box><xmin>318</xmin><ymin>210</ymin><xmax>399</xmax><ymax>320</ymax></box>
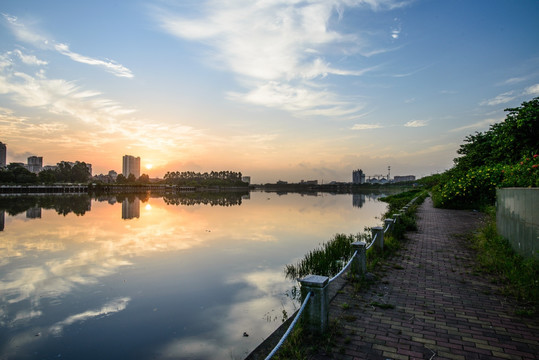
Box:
<box><xmin>0</xmin><ymin>161</ymin><xmax>91</xmax><ymax>184</ymax></box>
<box><xmin>163</xmin><ymin>170</ymin><xmax>247</xmax><ymax>186</ymax></box>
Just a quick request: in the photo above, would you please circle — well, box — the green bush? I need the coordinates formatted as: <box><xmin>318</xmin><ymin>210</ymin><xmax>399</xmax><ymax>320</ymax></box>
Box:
<box><xmin>432</xmin><ymin>155</ymin><xmax>538</xmax><ymax>208</ymax></box>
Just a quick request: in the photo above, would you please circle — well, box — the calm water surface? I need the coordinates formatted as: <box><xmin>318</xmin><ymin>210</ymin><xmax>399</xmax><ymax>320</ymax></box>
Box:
<box><xmin>0</xmin><ymin>191</ymin><xmax>389</xmax><ymax>360</ymax></box>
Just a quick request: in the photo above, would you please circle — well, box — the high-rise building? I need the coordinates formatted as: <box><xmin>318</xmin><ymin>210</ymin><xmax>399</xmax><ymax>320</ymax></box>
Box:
<box><xmin>27</xmin><ymin>156</ymin><xmax>43</xmax><ymax>173</ymax></box>
<box><xmin>0</xmin><ymin>142</ymin><xmax>6</xmax><ymax>168</ymax></box>
<box><xmin>352</xmin><ymin>169</ymin><xmax>365</xmax><ymax>184</ymax></box>
<box><xmin>122</xmin><ymin>155</ymin><xmax>140</xmax><ymax>178</ymax></box>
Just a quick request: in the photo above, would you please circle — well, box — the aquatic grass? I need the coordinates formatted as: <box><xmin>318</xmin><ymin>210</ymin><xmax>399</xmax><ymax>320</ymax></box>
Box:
<box><xmin>285</xmin><ymin>233</ymin><xmax>369</xmax><ymax>280</ymax></box>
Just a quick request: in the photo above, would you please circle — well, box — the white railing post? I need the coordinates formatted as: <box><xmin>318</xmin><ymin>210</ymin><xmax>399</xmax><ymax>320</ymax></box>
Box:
<box><xmin>351</xmin><ymin>241</ymin><xmax>367</xmax><ymax>275</ymax></box>
<box><xmin>372</xmin><ymin>226</ymin><xmax>384</xmax><ymax>251</ymax></box>
<box><xmin>384</xmin><ymin>218</ymin><xmax>393</xmax><ymax>232</ymax></box>
<box><xmin>393</xmin><ymin>213</ymin><xmax>400</xmax><ymax>224</ymax></box>
<box><xmin>299</xmin><ymin>275</ymin><xmax>329</xmax><ymax>334</ymax></box>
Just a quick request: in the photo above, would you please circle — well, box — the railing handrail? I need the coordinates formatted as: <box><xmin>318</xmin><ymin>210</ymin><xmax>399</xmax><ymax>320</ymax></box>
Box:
<box><xmin>264</xmin><ymin>291</ymin><xmax>313</xmax><ymax>360</ymax></box>
<box><xmin>329</xmin><ymin>249</ymin><xmax>358</xmax><ymax>283</ymax></box>
<box><xmin>366</xmin><ymin>232</ymin><xmax>377</xmax><ymax>250</ymax></box>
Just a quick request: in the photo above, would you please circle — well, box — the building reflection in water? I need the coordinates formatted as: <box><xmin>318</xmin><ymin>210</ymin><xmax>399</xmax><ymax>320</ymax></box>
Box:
<box><xmin>122</xmin><ymin>197</ymin><xmax>140</xmax><ymax>219</ymax></box>
<box><xmin>0</xmin><ymin>210</ymin><xmax>4</xmax><ymax>231</ymax></box>
<box><xmin>26</xmin><ymin>207</ymin><xmax>42</xmax><ymax>219</ymax></box>
<box><xmin>353</xmin><ymin>193</ymin><xmax>366</xmax><ymax>208</ymax></box>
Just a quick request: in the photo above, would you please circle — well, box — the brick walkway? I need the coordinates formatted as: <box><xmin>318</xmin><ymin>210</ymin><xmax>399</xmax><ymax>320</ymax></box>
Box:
<box><xmin>315</xmin><ymin>197</ymin><xmax>539</xmax><ymax>360</ymax></box>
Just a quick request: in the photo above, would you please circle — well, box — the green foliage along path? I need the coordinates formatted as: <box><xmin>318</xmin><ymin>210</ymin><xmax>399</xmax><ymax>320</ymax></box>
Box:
<box><xmin>427</xmin><ymin>97</ymin><xmax>539</xmax><ymax>209</ymax></box>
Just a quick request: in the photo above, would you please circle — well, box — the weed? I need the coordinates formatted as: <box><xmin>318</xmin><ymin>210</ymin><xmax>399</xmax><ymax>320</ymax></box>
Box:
<box><xmin>468</xmin><ymin>206</ymin><xmax>539</xmax><ymax>316</ymax></box>
<box><xmin>370</xmin><ymin>301</ymin><xmax>395</xmax><ymax>309</ymax></box>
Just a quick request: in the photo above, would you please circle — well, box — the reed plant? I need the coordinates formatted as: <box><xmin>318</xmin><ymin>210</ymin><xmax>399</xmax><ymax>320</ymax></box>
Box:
<box><xmin>285</xmin><ymin>233</ymin><xmax>370</xmax><ymax>280</ymax></box>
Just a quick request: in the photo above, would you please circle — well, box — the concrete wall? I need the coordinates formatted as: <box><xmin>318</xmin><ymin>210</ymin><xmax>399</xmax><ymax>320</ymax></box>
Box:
<box><xmin>496</xmin><ymin>188</ymin><xmax>539</xmax><ymax>259</ymax></box>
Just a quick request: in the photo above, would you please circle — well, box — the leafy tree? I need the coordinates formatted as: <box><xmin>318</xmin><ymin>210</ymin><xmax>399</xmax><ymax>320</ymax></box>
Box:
<box><xmin>127</xmin><ymin>173</ymin><xmax>137</xmax><ymax>183</ymax></box>
<box><xmin>1</xmin><ymin>163</ymin><xmax>38</xmax><ymax>184</ymax></box>
<box><xmin>454</xmin><ymin>97</ymin><xmax>539</xmax><ymax>171</ymax></box>
<box><xmin>116</xmin><ymin>174</ymin><xmax>127</xmax><ymax>184</ymax></box>
<box><xmin>137</xmin><ymin>174</ymin><xmax>150</xmax><ymax>184</ymax></box>
<box><xmin>71</xmin><ymin>161</ymin><xmax>91</xmax><ymax>183</ymax></box>
<box><xmin>38</xmin><ymin>169</ymin><xmax>57</xmax><ymax>184</ymax></box>
<box><xmin>56</xmin><ymin>162</ymin><xmax>73</xmax><ymax>182</ymax></box>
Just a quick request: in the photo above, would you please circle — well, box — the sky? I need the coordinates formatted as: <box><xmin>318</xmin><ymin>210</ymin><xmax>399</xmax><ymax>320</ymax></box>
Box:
<box><xmin>0</xmin><ymin>0</ymin><xmax>538</xmax><ymax>183</ymax></box>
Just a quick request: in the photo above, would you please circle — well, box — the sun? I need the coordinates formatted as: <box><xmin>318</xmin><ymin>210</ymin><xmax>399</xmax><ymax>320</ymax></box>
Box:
<box><xmin>145</xmin><ymin>164</ymin><xmax>153</xmax><ymax>170</ymax></box>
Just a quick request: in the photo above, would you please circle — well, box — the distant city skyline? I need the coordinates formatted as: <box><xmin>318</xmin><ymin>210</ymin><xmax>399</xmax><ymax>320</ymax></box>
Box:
<box><xmin>0</xmin><ymin>1</ymin><xmax>538</xmax><ymax>183</ymax></box>
<box><xmin>0</xmin><ymin>139</ymin><xmax>416</xmax><ymax>182</ymax></box>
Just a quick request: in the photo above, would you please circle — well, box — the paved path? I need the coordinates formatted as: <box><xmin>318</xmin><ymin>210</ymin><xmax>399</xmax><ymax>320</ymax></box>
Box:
<box><xmin>315</xmin><ymin>197</ymin><xmax>539</xmax><ymax>360</ymax></box>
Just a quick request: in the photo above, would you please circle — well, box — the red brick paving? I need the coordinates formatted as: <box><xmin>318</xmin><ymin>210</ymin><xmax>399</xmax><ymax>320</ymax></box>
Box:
<box><xmin>314</xmin><ymin>197</ymin><xmax>539</xmax><ymax>359</ymax></box>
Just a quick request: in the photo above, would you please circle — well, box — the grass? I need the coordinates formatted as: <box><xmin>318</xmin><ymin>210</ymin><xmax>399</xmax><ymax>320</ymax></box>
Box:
<box><xmin>468</xmin><ymin>206</ymin><xmax>539</xmax><ymax>316</ymax></box>
<box><xmin>284</xmin><ymin>233</ymin><xmax>370</xmax><ymax>280</ymax></box>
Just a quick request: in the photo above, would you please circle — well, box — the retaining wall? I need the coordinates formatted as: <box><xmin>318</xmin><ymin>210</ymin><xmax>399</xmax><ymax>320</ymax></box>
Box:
<box><xmin>496</xmin><ymin>188</ymin><xmax>538</xmax><ymax>259</ymax></box>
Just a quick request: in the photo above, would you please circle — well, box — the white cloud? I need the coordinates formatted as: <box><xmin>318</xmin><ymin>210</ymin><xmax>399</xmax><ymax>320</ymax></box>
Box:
<box><xmin>2</xmin><ymin>13</ymin><xmax>49</xmax><ymax>47</ymax></box>
<box><xmin>502</xmin><ymin>77</ymin><xmax>526</xmax><ymax>85</ymax></box>
<box><xmin>480</xmin><ymin>91</ymin><xmax>516</xmax><ymax>106</ymax></box>
<box><xmin>228</xmin><ymin>80</ymin><xmax>364</xmax><ymax>117</ymax></box>
<box><xmin>524</xmin><ymin>83</ymin><xmax>539</xmax><ymax>96</ymax></box>
<box><xmin>449</xmin><ymin>118</ymin><xmax>498</xmax><ymax>133</ymax></box>
<box><xmin>3</xmin><ymin>14</ymin><xmax>133</xmax><ymax>78</ymax></box>
<box><xmin>404</xmin><ymin>120</ymin><xmax>427</xmax><ymax>127</ymax></box>
<box><xmin>155</xmin><ymin>0</ymin><xmax>408</xmax><ymax>118</ymax></box>
<box><xmin>0</xmin><ymin>51</ymin><xmax>205</xmax><ymax>155</ymax></box>
<box><xmin>351</xmin><ymin>123</ymin><xmax>382</xmax><ymax>130</ymax></box>
<box><xmin>54</xmin><ymin>43</ymin><xmax>133</xmax><ymax>78</ymax></box>
<box><xmin>12</xmin><ymin>49</ymin><xmax>47</xmax><ymax>66</ymax></box>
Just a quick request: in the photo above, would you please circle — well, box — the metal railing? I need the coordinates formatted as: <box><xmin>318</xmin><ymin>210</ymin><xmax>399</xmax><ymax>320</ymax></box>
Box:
<box><xmin>262</xmin><ymin>194</ymin><xmax>421</xmax><ymax>358</ymax></box>
<box><xmin>264</xmin><ymin>291</ymin><xmax>312</xmax><ymax>360</ymax></box>
<box><xmin>329</xmin><ymin>250</ymin><xmax>358</xmax><ymax>283</ymax></box>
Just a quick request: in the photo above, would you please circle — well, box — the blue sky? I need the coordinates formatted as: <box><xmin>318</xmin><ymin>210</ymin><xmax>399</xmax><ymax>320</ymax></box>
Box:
<box><xmin>1</xmin><ymin>0</ymin><xmax>538</xmax><ymax>183</ymax></box>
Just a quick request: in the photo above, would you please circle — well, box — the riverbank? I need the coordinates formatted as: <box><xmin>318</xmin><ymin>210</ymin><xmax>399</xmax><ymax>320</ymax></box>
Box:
<box><xmin>315</xmin><ymin>197</ymin><xmax>539</xmax><ymax>359</ymax></box>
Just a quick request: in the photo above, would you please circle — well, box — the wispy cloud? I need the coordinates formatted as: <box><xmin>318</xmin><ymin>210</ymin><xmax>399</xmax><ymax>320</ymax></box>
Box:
<box><xmin>154</xmin><ymin>0</ymin><xmax>409</xmax><ymax>118</ymax></box>
<box><xmin>480</xmin><ymin>84</ymin><xmax>539</xmax><ymax>106</ymax></box>
<box><xmin>404</xmin><ymin>119</ymin><xmax>427</xmax><ymax>127</ymax></box>
<box><xmin>351</xmin><ymin>123</ymin><xmax>382</xmax><ymax>130</ymax></box>
<box><xmin>3</xmin><ymin>14</ymin><xmax>133</xmax><ymax>78</ymax></box>
<box><xmin>50</xmin><ymin>297</ymin><xmax>130</xmax><ymax>335</ymax></box>
<box><xmin>449</xmin><ymin>118</ymin><xmax>498</xmax><ymax>133</ymax></box>
<box><xmin>0</xmin><ymin>51</ymin><xmax>203</xmax><ymax>155</ymax></box>
<box><xmin>12</xmin><ymin>49</ymin><xmax>47</xmax><ymax>66</ymax></box>
<box><xmin>502</xmin><ymin>77</ymin><xmax>526</xmax><ymax>85</ymax></box>
<box><xmin>524</xmin><ymin>83</ymin><xmax>539</xmax><ymax>96</ymax></box>
<box><xmin>479</xmin><ymin>91</ymin><xmax>516</xmax><ymax>106</ymax></box>
<box><xmin>54</xmin><ymin>43</ymin><xmax>133</xmax><ymax>78</ymax></box>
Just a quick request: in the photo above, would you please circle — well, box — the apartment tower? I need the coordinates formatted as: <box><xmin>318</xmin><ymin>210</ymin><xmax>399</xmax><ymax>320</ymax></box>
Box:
<box><xmin>0</xmin><ymin>142</ymin><xmax>6</xmax><ymax>168</ymax></box>
<box><xmin>122</xmin><ymin>155</ymin><xmax>140</xmax><ymax>179</ymax></box>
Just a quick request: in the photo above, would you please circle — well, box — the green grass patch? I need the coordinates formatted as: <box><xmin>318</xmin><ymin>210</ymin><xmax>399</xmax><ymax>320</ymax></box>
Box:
<box><xmin>469</xmin><ymin>207</ymin><xmax>539</xmax><ymax>316</ymax></box>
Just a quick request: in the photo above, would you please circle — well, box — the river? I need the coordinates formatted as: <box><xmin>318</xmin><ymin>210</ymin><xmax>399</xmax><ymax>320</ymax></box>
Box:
<box><xmin>0</xmin><ymin>190</ymin><xmax>390</xmax><ymax>359</ymax></box>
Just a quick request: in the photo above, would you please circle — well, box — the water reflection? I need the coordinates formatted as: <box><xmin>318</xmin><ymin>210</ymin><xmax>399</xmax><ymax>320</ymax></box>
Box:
<box><xmin>26</xmin><ymin>207</ymin><xmax>42</xmax><ymax>219</ymax></box>
<box><xmin>0</xmin><ymin>191</ymin><xmax>389</xmax><ymax>359</ymax></box>
<box><xmin>122</xmin><ymin>197</ymin><xmax>140</xmax><ymax>219</ymax></box>
<box><xmin>0</xmin><ymin>194</ymin><xmax>91</xmax><ymax>218</ymax></box>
